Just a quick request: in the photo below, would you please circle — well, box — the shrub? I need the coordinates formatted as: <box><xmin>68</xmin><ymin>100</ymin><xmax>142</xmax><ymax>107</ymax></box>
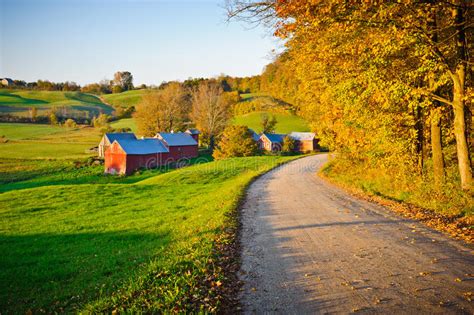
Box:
<box><xmin>64</xmin><ymin>118</ymin><xmax>77</xmax><ymax>128</ymax></box>
<box><xmin>213</xmin><ymin>125</ymin><xmax>258</xmax><ymax>159</ymax></box>
<box><xmin>281</xmin><ymin>135</ymin><xmax>296</xmax><ymax>154</ymax></box>
<box><xmin>49</xmin><ymin>112</ymin><xmax>58</xmax><ymax>125</ymax></box>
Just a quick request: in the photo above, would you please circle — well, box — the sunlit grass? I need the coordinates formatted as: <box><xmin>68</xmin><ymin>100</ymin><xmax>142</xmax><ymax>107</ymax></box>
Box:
<box><xmin>0</xmin><ymin>155</ymin><xmax>297</xmax><ymax>313</ymax></box>
<box><xmin>232</xmin><ymin>111</ymin><xmax>310</xmax><ymax>134</ymax></box>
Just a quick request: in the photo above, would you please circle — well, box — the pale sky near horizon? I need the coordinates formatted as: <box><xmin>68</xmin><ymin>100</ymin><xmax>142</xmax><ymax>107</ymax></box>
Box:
<box><xmin>0</xmin><ymin>0</ymin><xmax>282</xmax><ymax>86</ymax></box>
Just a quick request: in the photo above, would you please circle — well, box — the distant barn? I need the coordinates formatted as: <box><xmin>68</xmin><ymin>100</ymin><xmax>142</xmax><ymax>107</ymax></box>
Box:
<box><xmin>288</xmin><ymin>132</ymin><xmax>320</xmax><ymax>153</ymax></box>
<box><xmin>258</xmin><ymin>133</ymin><xmax>286</xmax><ymax>152</ymax></box>
<box><xmin>185</xmin><ymin>128</ymin><xmax>200</xmax><ymax>143</ymax></box>
<box><xmin>104</xmin><ymin>138</ymin><xmax>169</xmax><ymax>175</ymax></box>
<box><xmin>98</xmin><ymin>133</ymin><xmax>137</xmax><ymax>158</ymax></box>
<box><xmin>258</xmin><ymin>132</ymin><xmax>320</xmax><ymax>153</ymax></box>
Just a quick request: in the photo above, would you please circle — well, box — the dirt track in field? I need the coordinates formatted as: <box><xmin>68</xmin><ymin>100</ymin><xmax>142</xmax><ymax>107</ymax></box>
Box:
<box><xmin>239</xmin><ymin>154</ymin><xmax>474</xmax><ymax>314</ymax></box>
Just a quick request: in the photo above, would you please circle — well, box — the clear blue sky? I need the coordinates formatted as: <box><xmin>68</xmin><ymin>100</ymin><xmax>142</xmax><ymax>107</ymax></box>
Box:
<box><xmin>0</xmin><ymin>0</ymin><xmax>280</xmax><ymax>86</ymax></box>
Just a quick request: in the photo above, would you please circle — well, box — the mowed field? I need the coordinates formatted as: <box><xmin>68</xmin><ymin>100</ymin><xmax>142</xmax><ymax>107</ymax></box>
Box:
<box><xmin>101</xmin><ymin>89</ymin><xmax>149</xmax><ymax>108</ymax></box>
<box><xmin>0</xmin><ymin>123</ymin><xmax>100</xmax><ymax>159</ymax></box>
<box><xmin>110</xmin><ymin>118</ymin><xmax>138</xmax><ymax>132</ymax></box>
<box><xmin>0</xmin><ymin>122</ymin><xmax>298</xmax><ymax>313</ymax></box>
<box><xmin>0</xmin><ymin>90</ymin><xmax>113</xmax><ymax>117</ymax></box>
<box><xmin>232</xmin><ymin>111</ymin><xmax>310</xmax><ymax>134</ymax></box>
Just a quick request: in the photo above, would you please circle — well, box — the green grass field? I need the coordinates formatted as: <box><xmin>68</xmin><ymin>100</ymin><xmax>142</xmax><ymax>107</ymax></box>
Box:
<box><xmin>232</xmin><ymin>111</ymin><xmax>310</xmax><ymax>134</ymax></box>
<box><xmin>0</xmin><ymin>120</ymin><xmax>300</xmax><ymax>312</ymax></box>
<box><xmin>0</xmin><ymin>155</ymin><xmax>296</xmax><ymax>313</ymax></box>
<box><xmin>0</xmin><ymin>89</ymin><xmax>113</xmax><ymax>117</ymax></box>
<box><xmin>0</xmin><ymin>123</ymin><xmax>101</xmax><ymax>160</ymax></box>
<box><xmin>101</xmin><ymin>89</ymin><xmax>149</xmax><ymax>108</ymax></box>
<box><xmin>110</xmin><ymin>118</ymin><xmax>137</xmax><ymax>132</ymax></box>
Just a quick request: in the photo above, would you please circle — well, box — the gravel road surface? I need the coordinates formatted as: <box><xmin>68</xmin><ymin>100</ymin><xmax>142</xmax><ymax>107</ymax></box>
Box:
<box><xmin>239</xmin><ymin>154</ymin><xmax>474</xmax><ymax>314</ymax></box>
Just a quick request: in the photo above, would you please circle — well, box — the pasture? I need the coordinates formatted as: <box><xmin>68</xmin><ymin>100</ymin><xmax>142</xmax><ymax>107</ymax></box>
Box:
<box><xmin>101</xmin><ymin>89</ymin><xmax>148</xmax><ymax>108</ymax></box>
<box><xmin>110</xmin><ymin>118</ymin><xmax>138</xmax><ymax>132</ymax></box>
<box><xmin>0</xmin><ymin>155</ymin><xmax>296</xmax><ymax>313</ymax></box>
<box><xmin>232</xmin><ymin>111</ymin><xmax>310</xmax><ymax>134</ymax></box>
<box><xmin>0</xmin><ymin>123</ymin><xmax>100</xmax><ymax>159</ymax></box>
<box><xmin>0</xmin><ymin>121</ymin><xmax>299</xmax><ymax>312</ymax></box>
<box><xmin>0</xmin><ymin>89</ymin><xmax>113</xmax><ymax>117</ymax></box>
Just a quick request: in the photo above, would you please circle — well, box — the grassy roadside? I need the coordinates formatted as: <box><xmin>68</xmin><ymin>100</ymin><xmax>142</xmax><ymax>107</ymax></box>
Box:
<box><xmin>319</xmin><ymin>155</ymin><xmax>474</xmax><ymax>243</ymax></box>
<box><xmin>0</xmin><ymin>155</ymin><xmax>299</xmax><ymax>313</ymax></box>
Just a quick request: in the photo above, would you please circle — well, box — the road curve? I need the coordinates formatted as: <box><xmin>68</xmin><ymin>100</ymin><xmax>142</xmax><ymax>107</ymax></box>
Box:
<box><xmin>239</xmin><ymin>154</ymin><xmax>474</xmax><ymax>314</ymax></box>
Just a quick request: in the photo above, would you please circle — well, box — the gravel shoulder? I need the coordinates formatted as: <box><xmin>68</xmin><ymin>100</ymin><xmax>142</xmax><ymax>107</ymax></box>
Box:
<box><xmin>239</xmin><ymin>154</ymin><xmax>474</xmax><ymax>314</ymax></box>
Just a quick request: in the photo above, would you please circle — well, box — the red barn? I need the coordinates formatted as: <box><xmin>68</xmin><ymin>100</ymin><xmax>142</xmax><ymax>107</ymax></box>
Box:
<box><xmin>98</xmin><ymin>132</ymin><xmax>137</xmax><ymax>158</ymax></box>
<box><xmin>155</xmin><ymin>132</ymin><xmax>198</xmax><ymax>162</ymax></box>
<box><xmin>104</xmin><ymin>138</ymin><xmax>169</xmax><ymax>175</ymax></box>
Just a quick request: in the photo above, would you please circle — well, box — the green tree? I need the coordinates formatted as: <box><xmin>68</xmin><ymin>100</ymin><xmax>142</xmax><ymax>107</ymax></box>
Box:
<box><xmin>261</xmin><ymin>113</ymin><xmax>277</xmax><ymax>133</ymax></box>
<box><xmin>213</xmin><ymin>125</ymin><xmax>258</xmax><ymax>159</ymax></box>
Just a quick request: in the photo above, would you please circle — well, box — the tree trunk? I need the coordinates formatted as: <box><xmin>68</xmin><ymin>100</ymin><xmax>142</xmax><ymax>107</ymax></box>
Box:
<box><xmin>452</xmin><ymin>74</ymin><xmax>472</xmax><ymax>190</ymax></box>
<box><xmin>209</xmin><ymin>134</ymin><xmax>215</xmax><ymax>152</ymax></box>
<box><xmin>414</xmin><ymin>105</ymin><xmax>425</xmax><ymax>174</ymax></box>
<box><xmin>427</xmin><ymin>0</ymin><xmax>444</xmax><ymax>187</ymax></box>
<box><xmin>451</xmin><ymin>2</ymin><xmax>472</xmax><ymax>190</ymax></box>
<box><xmin>430</xmin><ymin>107</ymin><xmax>444</xmax><ymax>188</ymax></box>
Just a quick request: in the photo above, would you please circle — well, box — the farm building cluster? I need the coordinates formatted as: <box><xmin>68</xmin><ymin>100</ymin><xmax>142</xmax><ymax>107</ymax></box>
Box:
<box><xmin>100</xmin><ymin>128</ymin><xmax>318</xmax><ymax>175</ymax></box>
<box><xmin>100</xmin><ymin>129</ymin><xmax>200</xmax><ymax>175</ymax></box>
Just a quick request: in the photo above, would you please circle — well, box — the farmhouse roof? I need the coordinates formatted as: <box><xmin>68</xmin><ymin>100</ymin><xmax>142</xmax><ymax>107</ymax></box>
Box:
<box><xmin>156</xmin><ymin>132</ymin><xmax>198</xmax><ymax>146</ymax></box>
<box><xmin>248</xmin><ymin>129</ymin><xmax>261</xmax><ymax>141</ymax></box>
<box><xmin>185</xmin><ymin>128</ymin><xmax>200</xmax><ymax>135</ymax></box>
<box><xmin>289</xmin><ymin>132</ymin><xmax>316</xmax><ymax>141</ymax></box>
<box><xmin>105</xmin><ymin>133</ymin><xmax>137</xmax><ymax>144</ymax></box>
<box><xmin>263</xmin><ymin>133</ymin><xmax>286</xmax><ymax>143</ymax></box>
<box><xmin>114</xmin><ymin>138</ymin><xmax>169</xmax><ymax>155</ymax></box>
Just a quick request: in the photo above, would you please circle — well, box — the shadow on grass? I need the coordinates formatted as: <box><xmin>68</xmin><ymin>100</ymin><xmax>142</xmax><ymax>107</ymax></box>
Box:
<box><xmin>0</xmin><ymin>231</ymin><xmax>170</xmax><ymax>313</ymax></box>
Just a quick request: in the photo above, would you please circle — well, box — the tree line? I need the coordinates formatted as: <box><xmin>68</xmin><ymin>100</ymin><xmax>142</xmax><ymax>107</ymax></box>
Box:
<box><xmin>228</xmin><ymin>1</ymin><xmax>473</xmax><ymax>193</ymax></box>
<box><xmin>134</xmin><ymin>78</ymin><xmax>242</xmax><ymax>149</ymax></box>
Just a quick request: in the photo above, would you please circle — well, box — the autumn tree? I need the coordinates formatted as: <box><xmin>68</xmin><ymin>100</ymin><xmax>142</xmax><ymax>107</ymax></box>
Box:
<box><xmin>135</xmin><ymin>83</ymin><xmax>190</xmax><ymax>136</ymax></box>
<box><xmin>113</xmin><ymin>71</ymin><xmax>133</xmax><ymax>92</ymax></box>
<box><xmin>29</xmin><ymin>107</ymin><xmax>37</xmax><ymax>122</ymax></box>
<box><xmin>213</xmin><ymin>125</ymin><xmax>258</xmax><ymax>159</ymax></box>
<box><xmin>191</xmin><ymin>82</ymin><xmax>230</xmax><ymax>150</ymax></box>
<box><xmin>64</xmin><ymin>118</ymin><xmax>77</xmax><ymax>128</ymax></box>
<box><xmin>228</xmin><ymin>0</ymin><xmax>473</xmax><ymax>190</ymax></box>
<box><xmin>49</xmin><ymin>112</ymin><xmax>58</xmax><ymax>125</ymax></box>
<box><xmin>281</xmin><ymin>135</ymin><xmax>295</xmax><ymax>154</ymax></box>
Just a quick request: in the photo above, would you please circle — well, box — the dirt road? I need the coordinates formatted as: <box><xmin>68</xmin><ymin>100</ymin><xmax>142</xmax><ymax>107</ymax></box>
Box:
<box><xmin>239</xmin><ymin>154</ymin><xmax>474</xmax><ymax>314</ymax></box>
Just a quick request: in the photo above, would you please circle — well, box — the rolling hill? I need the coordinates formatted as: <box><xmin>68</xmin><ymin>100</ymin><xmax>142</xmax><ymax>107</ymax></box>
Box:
<box><xmin>232</xmin><ymin>111</ymin><xmax>310</xmax><ymax>134</ymax></box>
<box><xmin>0</xmin><ymin>89</ymin><xmax>114</xmax><ymax>117</ymax></box>
<box><xmin>101</xmin><ymin>89</ymin><xmax>149</xmax><ymax>107</ymax></box>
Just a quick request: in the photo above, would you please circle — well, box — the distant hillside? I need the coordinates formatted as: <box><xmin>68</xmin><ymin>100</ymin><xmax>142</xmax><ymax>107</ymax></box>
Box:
<box><xmin>101</xmin><ymin>89</ymin><xmax>149</xmax><ymax>107</ymax></box>
<box><xmin>232</xmin><ymin>93</ymin><xmax>309</xmax><ymax>134</ymax></box>
<box><xmin>0</xmin><ymin>89</ymin><xmax>113</xmax><ymax>118</ymax></box>
<box><xmin>232</xmin><ymin>111</ymin><xmax>309</xmax><ymax>134</ymax></box>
